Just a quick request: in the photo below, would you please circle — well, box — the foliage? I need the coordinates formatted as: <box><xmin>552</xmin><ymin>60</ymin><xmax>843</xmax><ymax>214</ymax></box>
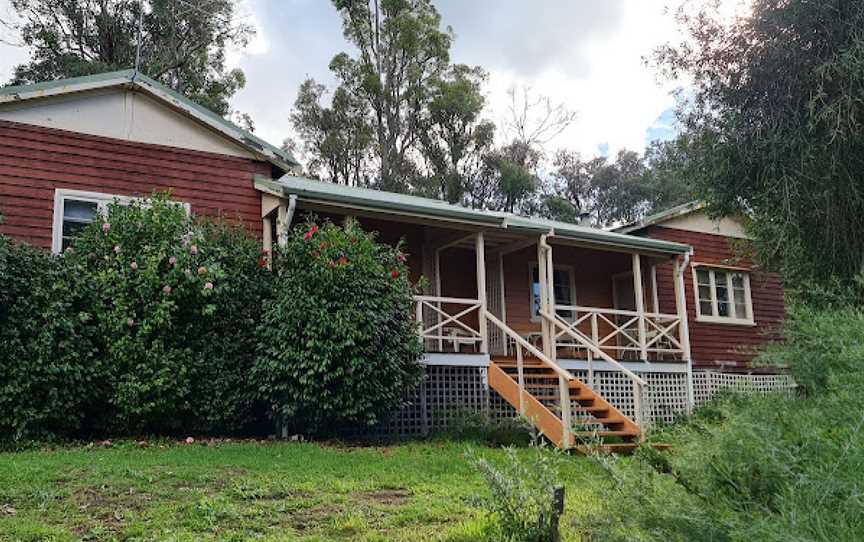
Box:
<box><xmin>579</xmin><ymin>306</ymin><xmax>864</xmax><ymax>541</ymax></box>
<box><xmin>547</xmin><ymin>143</ymin><xmax>695</xmax><ymax>227</ymax></box>
<box><xmin>654</xmin><ymin>0</ymin><xmax>864</xmax><ymax>291</ymax></box>
<box><xmin>291</xmin><ymin>78</ymin><xmax>375</xmax><ymax>186</ymax></box>
<box><xmin>469</xmin><ymin>445</ymin><xmax>565</xmax><ymax>542</ymax></box>
<box><xmin>5</xmin><ymin>0</ymin><xmax>252</xmax><ymax>116</ymax></box>
<box><xmin>417</xmin><ymin>64</ymin><xmax>496</xmax><ymax>204</ymax></box>
<box><xmin>61</xmin><ymin>194</ymin><xmax>269</xmax><ymax>434</ymax></box>
<box><xmin>254</xmin><ymin>218</ymin><xmax>424</xmax><ymax>435</ymax></box>
<box><xmin>0</xmin><ymin>237</ymin><xmax>102</xmax><ymax>440</ymax></box>
<box><xmin>328</xmin><ymin>0</ymin><xmax>453</xmax><ymax>192</ymax></box>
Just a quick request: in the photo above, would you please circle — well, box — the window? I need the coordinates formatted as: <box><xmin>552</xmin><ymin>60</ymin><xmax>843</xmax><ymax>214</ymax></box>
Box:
<box><xmin>693</xmin><ymin>265</ymin><xmax>754</xmax><ymax>324</ymax></box>
<box><xmin>530</xmin><ymin>264</ymin><xmax>576</xmax><ymax>320</ymax></box>
<box><xmin>52</xmin><ymin>189</ymin><xmax>189</xmax><ymax>253</ymax></box>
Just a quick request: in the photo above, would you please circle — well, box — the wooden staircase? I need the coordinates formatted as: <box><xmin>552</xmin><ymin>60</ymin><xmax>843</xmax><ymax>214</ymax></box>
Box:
<box><xmin>489</xmin><ymin>357</ymin><xmax>644</xmax><ymax>453</ymax></box>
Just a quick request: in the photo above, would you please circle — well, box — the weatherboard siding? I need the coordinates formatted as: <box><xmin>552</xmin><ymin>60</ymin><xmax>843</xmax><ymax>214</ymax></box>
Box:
<box><xmin>642</xmin><ymin>225</ymin><xmax>785</xmax><ymax>371</ymax></box>
<box><xmin>0</xmin><ymin>120</ymin><xmax>271</xmax><ymax>248</ymax></box>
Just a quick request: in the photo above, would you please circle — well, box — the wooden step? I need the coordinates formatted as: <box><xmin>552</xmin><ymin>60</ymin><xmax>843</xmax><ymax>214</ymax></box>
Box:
<box><xmin>574</xmin><ymin>443</ymin><xmax>672</xmax><ymax>455</ymax></box>
<box><xmin>574</xmin><ymin>430</ymin><xmax>639</xmax><ymax>438</ymax></box>
<box><xmin>488</xmin><ymin>360</ymin><xmax>644</xmax><ymax>453</ymax></box>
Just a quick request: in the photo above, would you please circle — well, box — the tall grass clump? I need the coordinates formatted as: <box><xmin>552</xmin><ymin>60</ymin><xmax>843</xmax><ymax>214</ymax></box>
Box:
<box><xmin>577</xmin><ymin>305</ymin><xmax>864</xmax><ymax>541</ymax></box>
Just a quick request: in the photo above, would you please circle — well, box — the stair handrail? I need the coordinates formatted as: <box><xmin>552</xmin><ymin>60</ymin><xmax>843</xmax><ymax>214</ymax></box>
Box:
<box><xmin>541</xmin><ymin>310</ymin><xmax>648</xmax><ymax>438</ymax></box>
<box><xmin>484</xmin><ymin>311</ymin><xmax>572</xmax><ymax>382</ymax></box>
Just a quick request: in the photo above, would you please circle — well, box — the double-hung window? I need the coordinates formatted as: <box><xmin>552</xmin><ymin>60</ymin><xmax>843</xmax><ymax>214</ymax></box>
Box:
<box><xmin>693</xmin><ymin>265</ymin><xmax>754</xmax><ymax>325</ymax></box>
<box><xmin>530</xmin><ymin>264</ymin><xmax>576</xmax><ymax>321</ymax></box>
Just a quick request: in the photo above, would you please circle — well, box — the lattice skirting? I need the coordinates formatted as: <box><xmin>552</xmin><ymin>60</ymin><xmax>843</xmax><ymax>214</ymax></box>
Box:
<box><xmin>373</xmin><ymin>364</ymin><xmax>796</xmax><ymax>436</ymax></box>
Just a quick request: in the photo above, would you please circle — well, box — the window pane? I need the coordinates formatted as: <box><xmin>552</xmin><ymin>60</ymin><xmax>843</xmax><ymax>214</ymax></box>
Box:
<box><xmin>62</xmin><ymin>220</ymin><xmax>91</xmax><ymax>238</ymax></box>
<box><xmin>735</xmin><ymin>302</ymin><xmax>748</xmax><ymax>319</ymax></box>
<box><xmin>698</xmin><ymin>285</ymin><xmax>712</xmax><ymax>302</ymax></box>
<box><xmin>696</xmin><ymin>269</ymin><xmax>710</xmax><ymax>285</ymax></box>
<box><xmin>531</xmin><ymin>267</ymin><xmax>540</xmax><ymax>317</ymax></box>
<box><xmin>732</xmin><ymin>273</ymin><xmax>745</xmax><ymax>288</ymax></box>
<box><xmin>700</xmin><ymin>300</ymin><xmax>713</xmax><ymax>315</ymax></box>
<box><xmin>63</xmin><ymin>200</ymin><xmax>98</xmax><ymax>222</ymax></box>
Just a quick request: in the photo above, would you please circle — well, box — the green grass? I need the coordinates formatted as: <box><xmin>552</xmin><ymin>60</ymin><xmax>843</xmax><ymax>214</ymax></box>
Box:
<box><xmin>0</xmin><ymin>439</ymin><xmax>603</xmax><ymax>541</ymax></box>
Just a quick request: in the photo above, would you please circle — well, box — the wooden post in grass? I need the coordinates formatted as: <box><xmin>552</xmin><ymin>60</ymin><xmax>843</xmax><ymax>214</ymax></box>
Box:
<box><xmin>551</xmin><ymin>485</ymin><xmax>565</xmax><ymax>542</ymax></box>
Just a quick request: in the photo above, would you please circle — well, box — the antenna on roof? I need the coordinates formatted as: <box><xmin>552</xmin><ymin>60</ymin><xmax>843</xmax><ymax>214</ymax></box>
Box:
<box><xmin>133</xmin><ymin>0</ymin><xmax>144</xmax><ymax>77</ymax></box>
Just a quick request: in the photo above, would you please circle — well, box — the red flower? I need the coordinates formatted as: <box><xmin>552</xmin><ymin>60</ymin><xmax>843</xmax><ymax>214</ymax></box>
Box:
<box><xmin>258</xmin><ymin>257</ymin><xmax>267</xmax><ymax>268</ymax></box>
<box><xmin>303</xmin><ymin>225</ymin><xmax>319</xmax><ymax>241</ymax></box>
<box><xmin>337</xmin><ymin>256</ymin><xmax>349</xmax><ymax>266</ymax></box>
<box><xmin>390</xmin><ymin>270</ymin><xmax>400</xmax><ymax>279</ymax></box>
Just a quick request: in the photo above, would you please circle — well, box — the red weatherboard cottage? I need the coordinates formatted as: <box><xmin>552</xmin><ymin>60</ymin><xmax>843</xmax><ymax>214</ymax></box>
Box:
<box><xmin>0</xmin><ymin>71</ymin><xmax>789</xmax><ymax>450</ymax></box>
<box><xmin>0</xmin><ymin>70</ymin><xmax>297</xmax><ymax>252</ymax></box>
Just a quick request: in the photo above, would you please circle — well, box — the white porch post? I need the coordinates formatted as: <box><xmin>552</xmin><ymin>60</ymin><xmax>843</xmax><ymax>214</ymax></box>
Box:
<box><xmin>262</xmin><ymin>216</ymin><xmax>273</xmax><ymax>255</ymax></box>
<box><xmin>276</xmin><ymin>203</ymin><xmax>288</xmax><ymax>247</ymax></box>
<box><xmin>632</xmin><ymin>253</ymin><xmax>648</xmax><ymax>361</ymax></box>
<box><xmin>475</xmin><ymin>232</ymin><xmax>489</xmax><ymax>354</ymax></box>
<box><xmin>544</xmin><ymin>238</ymin><xmax>557</xmax><ymax>363</ymax></box>
<box><xmin>674</xmin><ymin>253</ymin><xmax>694</xmax><ymax>412</ymax></box>
<box><xmin>537</xmin><ymin>238</ymin><xmax>551</xmax><ymax>359</ymax></box>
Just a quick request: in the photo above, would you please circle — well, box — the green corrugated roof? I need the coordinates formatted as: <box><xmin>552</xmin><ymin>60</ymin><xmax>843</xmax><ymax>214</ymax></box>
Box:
<box><xmin>614</xmin><ymin>201</ymin><xmax>704</xmax><ymax>234</ymax></box>
<box><xmin>260</xmin><ymin>176</ymin><xmax>691</xmax><ymax>255</ymax></box>
<box><xmin>0</xmin><ymin>69</ymin><xmax>299</xmax><ymax>169</ymax></box>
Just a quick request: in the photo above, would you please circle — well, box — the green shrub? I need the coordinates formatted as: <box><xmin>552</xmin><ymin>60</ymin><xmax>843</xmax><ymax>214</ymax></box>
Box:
<box><xmin>64</xmin><ymin>194</ymin><xmax>271</xmax><ymax>434</ymax></box>
<box><xmin>468</xmin><ymin>445</ymin><xmax>564</xmax><ymax>542</ymax></box>
<box><xmin>254</xmin><ymin>218</ymin><xmax>424</xmax><ymax>435</ymax></box>
<box><xmin>577</xmin><ymin>305</ymin><xmax>864</xmax><ymax>541</ymax></box>
<box><xmin>0</xmin><ymin>237</ymin><xmax>102</xmax><ymax>440</ymax></box>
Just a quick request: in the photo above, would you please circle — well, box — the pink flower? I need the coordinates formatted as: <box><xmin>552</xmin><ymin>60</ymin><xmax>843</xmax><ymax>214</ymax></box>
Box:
<box><xmin>304</xmin><ymin>225</ymin><xmax>319</xmax><ymax>241</ymax></box>
<box><xmin>130</xmin><ymin>261</ymin><xmax>138</xmax><ymax>271</ymax></box>
<box><xmin>197</xmin><ymin>266</ymin><xmax>207</xmax><ymax>276</ymax></box>
<box><xmin>397</xmin><ymin>253</ymin><xmax>407</xmax><ymax>263</ymax></box>
<box><xmin>127</xmin><ymin>318</ymin><xmax>135</xmax><ymax>328</ymax></box>
<box><xmin>185</xmin><ymin>436</ymin><xmax>195</xmax><ymax>444</ymax></box>
<box><xmin>204</xmin><ymin>282</ymin><xmax>213</xmax><ymax>290</ymax></box>
<box><xmin>102</xmin><ymin>223</ymin><xmax>110</xmax><ymax>234</ymax></box>
<box><xmin>113</xmin><ymin>245</ymin><xmax>121</xmax><ymax>254</ymax></box>
<box><xmin>162</xmin><ymin>285</ymin><xmax>172</xmax><ymax>295</ymax></box>
<box><xmin>190</xmin><ymin>245</ymin><xmax>198</xmax><ymax>255</ymax></box>
<box><xmin>168</xmin><ymin>256</ymin><xmax>177</xmax><ymax>266</ymax></box>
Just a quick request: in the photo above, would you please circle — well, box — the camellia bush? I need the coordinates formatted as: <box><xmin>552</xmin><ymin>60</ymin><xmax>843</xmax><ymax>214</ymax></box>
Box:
<box><xmin>254</xmin><ymin>218</ymin><xmax>424</xmax><ymax>435</ymax></box>
<box><xmin>64</xmin><ymin>194</ymin><xmax>272</xmax><ymax>435</ymax></box>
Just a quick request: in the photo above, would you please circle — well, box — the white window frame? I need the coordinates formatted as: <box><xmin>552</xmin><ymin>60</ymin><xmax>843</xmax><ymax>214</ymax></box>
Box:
<box><xmin>528</xmin><ymin>262</ymin><xmax>577</xmax><ymax>322</ymax></box>
<box><xmin>691</xmin><ymin>263</ymin><xmax>755</xmax><ymax>326</ymax></box>
<box><xmin>52</xmin><ymin>189</ymin><xmax>190</xmax><ymax>254</ymax></box>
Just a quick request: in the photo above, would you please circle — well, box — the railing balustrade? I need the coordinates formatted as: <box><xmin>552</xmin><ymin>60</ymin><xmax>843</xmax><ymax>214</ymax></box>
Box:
<box><xmin>553</xmin><ymin>305</ymin><xmax>684</xmax><ymax>361</ymax></box>
<box><xmin>413</xmin><ymin>295</ymin><xmax>483</xmax><ymax>353</ymax></box>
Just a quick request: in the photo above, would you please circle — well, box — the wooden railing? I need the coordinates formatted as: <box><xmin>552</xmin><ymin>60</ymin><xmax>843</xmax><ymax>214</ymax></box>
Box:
<box><xmin>413</xmin><ymin>295</ymin><xmax>482</xmax><ymax>352</ymax></box>
<box><xmin>540</xmin><ymin>310</ymin><xmax>648</xmax><ymax>437</ymax></box>
<box><xmin>553</xmin><ymin>305</ymin><xmax>684</xmax><ymax>361</ymax></box>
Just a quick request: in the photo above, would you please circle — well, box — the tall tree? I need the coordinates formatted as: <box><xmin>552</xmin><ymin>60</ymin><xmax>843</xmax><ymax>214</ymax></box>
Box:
<box><xmin>291</xmin><ymin>79</ymin><xmax>375</xmax><ymax>186</ymax></box>
<box><xmin>5</xmin><ymin>0</ymin><xmax>251</xmax><ymax>115</ymax></box>
<box><xmin>416</xmin><ymin>64</ymin><xmax>495</xmax><ymax>203</ymax></box>
<box><xmin>329</xmin><ymin>0</ymin><xmax>452</xmax><ymax>192</ymax></box>
<box><xmin>654</xmin><ymin>0</ymin><xmax>864</xmax><ymax>289</ymax></box>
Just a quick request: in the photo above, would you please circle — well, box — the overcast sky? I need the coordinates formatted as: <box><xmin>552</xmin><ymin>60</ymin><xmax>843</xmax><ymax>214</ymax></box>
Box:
<box><xmin>0</xmin><ymin>1</ymin><xmax>745</xmax><ymax>162</ymax></box>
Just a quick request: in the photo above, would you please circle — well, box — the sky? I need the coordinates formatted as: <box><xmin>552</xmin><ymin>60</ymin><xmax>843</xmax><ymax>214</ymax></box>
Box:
<box><xmin>0</xmin><ymin>0</ymin><xmax>741</xmax><ymax>163</ymax></box>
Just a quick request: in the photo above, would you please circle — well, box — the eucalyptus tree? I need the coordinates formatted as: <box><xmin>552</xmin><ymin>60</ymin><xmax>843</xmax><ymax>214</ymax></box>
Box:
<box><xmin>4</xmin><ymin>0</ymin><xmax>252</xmax><ymax>116</ymax></box>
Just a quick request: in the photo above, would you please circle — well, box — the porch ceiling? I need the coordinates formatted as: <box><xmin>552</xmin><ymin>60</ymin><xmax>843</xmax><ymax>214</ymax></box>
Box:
<box><xmin>256</xmin><ymin>176</ymin><xmax>691</xmax><ymax>256</ymax></box>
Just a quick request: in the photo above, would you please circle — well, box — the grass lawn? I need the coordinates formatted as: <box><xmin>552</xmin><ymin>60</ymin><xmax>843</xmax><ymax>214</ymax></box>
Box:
<box><xmin>0</xmin><ymin>439</ymin><xmax>604</xmax><ymax>541</ymax></box>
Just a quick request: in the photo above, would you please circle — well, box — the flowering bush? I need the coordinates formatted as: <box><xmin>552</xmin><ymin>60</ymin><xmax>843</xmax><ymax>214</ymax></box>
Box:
<box><xmin>254</xmin><ymin>218</ymin><xmax>424</xmax><ymax>434</ymax></box>
<box><xmin>63</xmin><ymin>193</ymin><xmax>271</xmax><ymax>434</ymax></box>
